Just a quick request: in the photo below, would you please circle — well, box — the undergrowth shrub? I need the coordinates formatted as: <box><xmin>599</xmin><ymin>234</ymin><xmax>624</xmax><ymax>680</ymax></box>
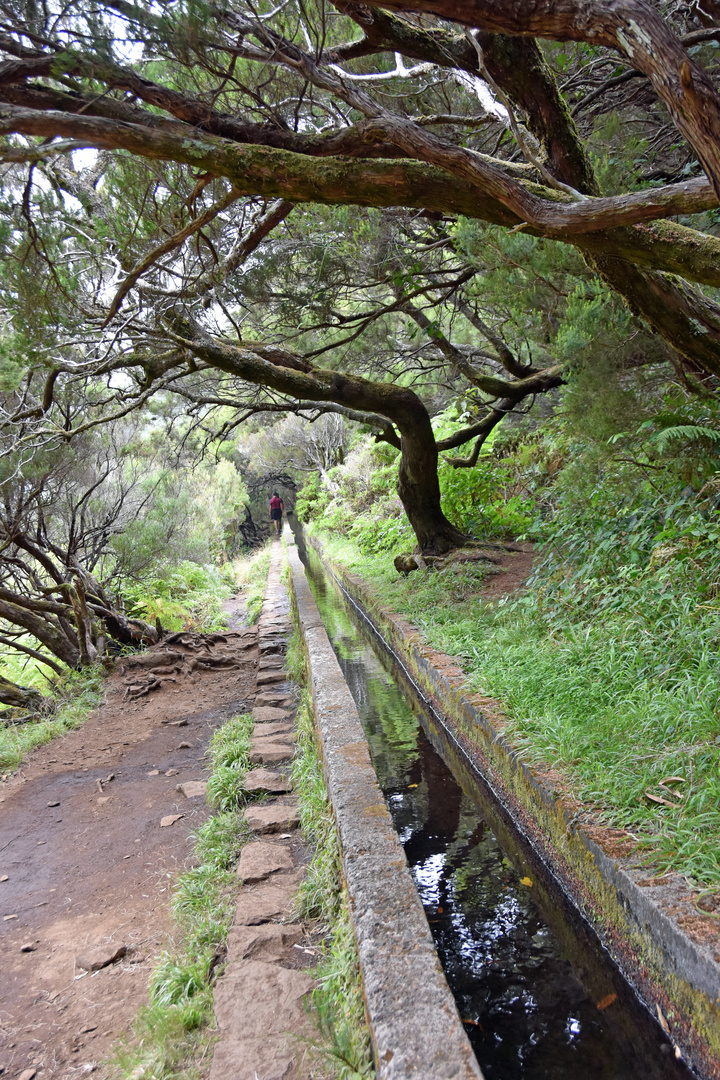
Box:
<box><xmin>123</xmin><ymin>560</ymin><xmax>235</xmax><ymax>632</ymax></box>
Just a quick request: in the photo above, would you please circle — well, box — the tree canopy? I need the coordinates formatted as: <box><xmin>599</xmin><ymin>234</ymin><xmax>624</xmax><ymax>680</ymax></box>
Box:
<box><xmin>1</xmin><ymin>0</ymin><xmax>720</xmax><ymax>561</ymax></box>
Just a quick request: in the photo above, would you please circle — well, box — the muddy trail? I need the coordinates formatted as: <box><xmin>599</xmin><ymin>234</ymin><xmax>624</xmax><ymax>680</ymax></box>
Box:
<box><xmin>0</xmin><ymin>596</ymin><xmax>256</xmax><ymax>1080</ymax></box>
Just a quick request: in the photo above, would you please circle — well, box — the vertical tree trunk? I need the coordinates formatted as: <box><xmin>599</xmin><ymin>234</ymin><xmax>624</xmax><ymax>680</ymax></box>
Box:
<box><xmin>69</xmin><ymin>578</ymin><xmax>99</xmax><ymax>665</ymax></box>
<box><xmin>396</xmin><ymin>412</ymin><xmax>469</xmax><ymax>555</ymax></box>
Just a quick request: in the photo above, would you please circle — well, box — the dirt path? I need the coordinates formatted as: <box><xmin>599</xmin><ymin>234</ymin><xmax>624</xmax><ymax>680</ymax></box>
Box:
<box><xmin>0</xmin><ymin>596</ymin><xmax>257</xmax><ymax>1080</ymax></box>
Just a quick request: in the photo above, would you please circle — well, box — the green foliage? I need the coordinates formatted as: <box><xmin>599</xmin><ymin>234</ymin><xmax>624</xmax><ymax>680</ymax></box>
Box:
<box><xmin>297</xmin><ymin>439</ymin><xmax>413</xmax><ymax>555</ymax></box>
<box><xmin>123</xmin><ymin>561</ymin><xmax>235</xmax><ymax>633</ymax></box>
<box><xmin>438</xmin><ymin>455</ymin><xmax>540</xmax><ymax>540</ymax></box>
<box><xmin>295</xmin><ymin>472</ymin><xmax>333</xmax><ymax>522</ymax></box>
<box><xmin>233</xmin><ymin>542</ymin><xmax>272</xmax><ymax>624</ymax></box>
<box><xmin>205</xmin><ymin>713</ymin><xmax>254</xmax><ymax>810</ymax></box>
<box><xmin>0</xmin><ymin>666</ymin><xmax>105</xmax><ymax>772</ymax></box>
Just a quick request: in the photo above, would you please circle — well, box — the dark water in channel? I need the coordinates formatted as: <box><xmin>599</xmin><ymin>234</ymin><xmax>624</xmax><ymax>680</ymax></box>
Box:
<box><xmin>293</xmin><ymin>530</ymin><xmax>695</xmax><ymax>1080</ymax></box>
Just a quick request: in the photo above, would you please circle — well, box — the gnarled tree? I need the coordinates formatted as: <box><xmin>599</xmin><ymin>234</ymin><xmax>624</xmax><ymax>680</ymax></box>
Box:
<box><xmin>0</xmin><ymin>0</ymin><xmax>719</xmax><ymax>557</ymax></box>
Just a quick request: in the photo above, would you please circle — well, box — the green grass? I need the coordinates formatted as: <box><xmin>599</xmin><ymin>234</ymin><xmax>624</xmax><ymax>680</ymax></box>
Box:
<box><xmin>112</xmin><ymin>715</ymin><xmax>253</xmax><ymax>1080</ymax></box>
<box><xmin>205</xmin><ymin>712</ymin><xmax>255</xmax><ymax>810</ymax></box>
<box><xmin>0</xmin><ymin>665</ymin><xmax>106</xmax><ymax>772</ymax></box>
<box><xmin>314</xmin><ymin>528</ymin><xmax>720</xmax><ymax>890</ymax></box>
<box><xmin>234</xmin><ymin>542</ymin><xmax>272</xmax><ymax>624</ymax></box>
<box><xmin>287</xmin><ymin>623</ymin><xmax>375</xmax><ymax>1080</ymax></box>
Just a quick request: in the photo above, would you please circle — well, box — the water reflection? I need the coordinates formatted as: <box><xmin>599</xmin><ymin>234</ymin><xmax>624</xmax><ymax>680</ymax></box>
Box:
<box><xmin>296</xmin><ymin>536</ymin><xmax>692</xmax><ymax>1080</ymax></box>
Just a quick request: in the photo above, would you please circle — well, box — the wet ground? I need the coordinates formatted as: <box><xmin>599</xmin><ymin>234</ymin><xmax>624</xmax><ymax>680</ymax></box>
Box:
<box><xmin>0</xmin><ymin>597</ymin><xmax>256</xmax><ymax>1079</ymax></box>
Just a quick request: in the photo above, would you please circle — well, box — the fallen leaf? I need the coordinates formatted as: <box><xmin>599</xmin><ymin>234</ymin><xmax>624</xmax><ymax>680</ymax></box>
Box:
<box><xmin>0</xmin><ymin>874</ymin><xmax>8</xmax><ymax>882</ymax></box>
<box><xmin>644</xmin><ymin>791</ymin><xmax>677</xmax><ymax>808</ymax></box>
<box><xmin>47</xmin><ymin>801</ymin><xmax>60</xmax><ymax>807</ymax></box>
<box><xmin>407</xmin><ymin>783</ymin><xmax>418</xmax><ymax>789</ymax></box>
<box><xmin>675</xmin><ymin>1046</ymin><xmax>682</xmax><ymax>1059</ymax></box>
<box><xmin>658</xmin><ymin>784</ymin><xmax>684</xmax><ymax>800</ymax></box>
<box><xmin>4</xmin><ymin>913</ymin><xmax>18</xmax><ymax>920</ymax></box>
<box><xmin>597</xmin><ymin>993</ymin><xmax>618</xmax><ymax>1010</ymax></box>
<box><xmin>660</xmin><ymin>776</ymin><xmax>686</xmax><ymax>785</ymax></box>
<box><xmin>656</xmin><ymin>1003</ymin><xmax>670</xmax><ymax>1033</ymax></box>
<box><xmin>160</xmin><ymin>814</ymin><xmax>184</xmax><ymax>828</ymax></box>
<box><xmin>461</xmin><ymin>1018</ymin><xmax>483</xmax><ymax>1028</ymax></box>
<box><xmin>520</xmin><ymin>876</ymin><xmax>533</xmax><ymax>887</ymax></box>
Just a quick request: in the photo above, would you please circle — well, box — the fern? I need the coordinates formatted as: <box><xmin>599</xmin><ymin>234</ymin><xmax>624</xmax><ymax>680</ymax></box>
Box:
<box><xmin>650</xmin><ymin>425</ymin><xmax>720</xmax><ymax>454</ymax></box>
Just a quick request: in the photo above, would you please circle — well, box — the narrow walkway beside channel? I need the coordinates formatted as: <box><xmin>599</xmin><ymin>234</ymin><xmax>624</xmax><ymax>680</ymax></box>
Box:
<box><xmin>208</xmin><ymin>536</ymin><xmax>316</xmax><ymax>1080</ymax></box>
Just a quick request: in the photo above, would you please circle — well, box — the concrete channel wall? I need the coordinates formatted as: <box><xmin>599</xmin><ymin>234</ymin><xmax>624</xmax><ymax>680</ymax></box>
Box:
<box><xmin>303</xmin><ymin>534</ymin><xmax>720</xmax><ymax>1080</ymax></box>
<box><xmin>285</xmin><ymin>534</ymin><xmax>484</xmax><ymax>1080</ymax></box>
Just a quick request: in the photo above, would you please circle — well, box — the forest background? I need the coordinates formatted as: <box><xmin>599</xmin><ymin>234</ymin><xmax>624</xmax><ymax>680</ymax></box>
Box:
<box><xmin>0</xmin><ymin>0</ymin><xmax>719</xmax><ymax>890</ymax></box>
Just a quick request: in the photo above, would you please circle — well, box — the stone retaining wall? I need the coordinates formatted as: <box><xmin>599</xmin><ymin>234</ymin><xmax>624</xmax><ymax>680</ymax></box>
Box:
<box><xmin>304</xmin><ymin>533</ymin><xmax>720</xmax><ymax>1080</ymax></box>
<box><xmin>285</xmin><ymin>533</ymin><xmax>483</xmax><ymax>1080</ymax></box>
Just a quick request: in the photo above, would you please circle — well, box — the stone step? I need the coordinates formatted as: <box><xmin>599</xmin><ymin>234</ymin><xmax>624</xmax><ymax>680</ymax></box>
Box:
<box><xmin>237</xmin><ymin>840</ymin><xmax>294</xmax><ymax>883</ymax></box>
<box><xmin>253</xmin><ymin>705</ymin><xmax>290</xmax><ymax>723</ymax></box>
<box><xmin>243</xmin><ymin>768</ymin><xmax>292</xmax><ymax>795</ymax></box>
<box><xmin>244</xmin><ymin>802</ymin><xmax>300</xmax><ymax>834</ymax></box>
<box><xmin>256</xmin><ymin>669</ymin><xmax>287</xmax><ymax>686</ymax></box>
<box><xmin>249</xmin><ymin>748</ymin><xmax>292</xmax><ymax>766</ymax></box>
<box><xmin>225</xmin><ymin>923</ymin><xmax>304</xmax><ymax>964</ymax></box>
<box><xmin>252</xmin><ymin>721</ymin><xmax>294</xmax><ymax>738</ymax></box>
<box><xmin>255</xmin><ymin>692</ymin><xmax>294</xmax><ymax>708</ymax></box>
<box><xmin>233</xmin><ymin>867</ymin><xmax>305</xmax><ymax>923</ymax></box>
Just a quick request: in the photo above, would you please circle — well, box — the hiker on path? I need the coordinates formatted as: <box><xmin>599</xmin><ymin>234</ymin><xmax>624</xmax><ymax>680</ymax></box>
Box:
<box><xmin>269</xmin><ymin>492</ymin><xmax>284</xmax><ymax>535</ymax></box>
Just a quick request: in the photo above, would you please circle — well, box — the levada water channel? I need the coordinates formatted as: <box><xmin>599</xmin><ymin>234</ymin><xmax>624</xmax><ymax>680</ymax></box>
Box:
<box><xmin>292</xmin><ymin>527</ymin><xmax>696</xmax><ymax>1080</ymax></box>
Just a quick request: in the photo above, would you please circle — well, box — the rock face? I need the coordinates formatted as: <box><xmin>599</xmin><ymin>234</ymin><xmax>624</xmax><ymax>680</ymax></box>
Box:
<box><xmin>237</xmin><ymin>841</ymin><xmax>294</xmax><ymax>883</ymax></box>
<box><xmin>244</xmin><ymin>803</ymin><xmax>300</xmax><ymax>834</ymax></box>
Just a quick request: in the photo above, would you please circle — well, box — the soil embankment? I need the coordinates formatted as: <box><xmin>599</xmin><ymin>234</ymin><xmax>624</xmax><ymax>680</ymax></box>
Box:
<box><xmin>0</xmin><ymin>597</ymin><xmax>256</xmax><ymax>1079</ymax></box>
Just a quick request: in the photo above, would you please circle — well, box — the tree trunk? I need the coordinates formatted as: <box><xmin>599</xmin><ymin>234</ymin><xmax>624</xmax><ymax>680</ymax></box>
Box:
<box><xmin>396</xmin><ymin>415</ymin><xmax>469</xmax><ymax>555</ymax></box>
<box><xmin>0</xmin><ymin>598</ymin><xmax>80</xmax><ymax>667</ymax></box>
<box><xmin>0</xmin><ymin>674</ymin><xmax>44</xmax><ymax>710</ymax></box>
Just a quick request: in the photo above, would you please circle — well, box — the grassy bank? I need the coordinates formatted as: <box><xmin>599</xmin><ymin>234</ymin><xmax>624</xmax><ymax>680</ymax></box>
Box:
<box><xmin>311</xmin><ymin>529</ymin><xmax>720</xmax><ymax>892</ymax></box>
<box><xmin>234</xmin><ymin>542</ymin><xmax>272</xmax><ymax>624</ymax></box>
<box><xmin>0</xmin><ymin>666</ymin><xmax>106</xmax><ymax>772</ymax></box>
